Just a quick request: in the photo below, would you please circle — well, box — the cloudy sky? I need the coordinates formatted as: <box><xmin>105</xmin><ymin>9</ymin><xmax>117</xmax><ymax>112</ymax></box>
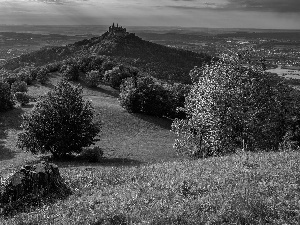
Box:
<box><xmin>0</xmin><ymin>0</ymin><xmax>299</xmax><ymax>29</ymax></box>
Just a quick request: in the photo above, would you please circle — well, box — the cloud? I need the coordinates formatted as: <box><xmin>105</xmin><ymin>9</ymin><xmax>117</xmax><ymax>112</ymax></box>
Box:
<box><xmin>224</xmin><ymin>0</ymin><xmax>300</xmax><ymax>13</ymax></box>
<box><xmin>26</xmin><ymin>0</ymin><xmax>89</xmax><ymax>5</ymax></box>
<box><xmin>164</xmin><ymin>0</ymin><xmax>300</xmax><ymax>13</ymax></box>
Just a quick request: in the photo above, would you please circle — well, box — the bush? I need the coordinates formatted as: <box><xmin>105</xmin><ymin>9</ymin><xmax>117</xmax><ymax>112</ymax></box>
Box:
<box><xmin>30</xmin><ymin>67</ymin><xmax>39</xmax><ymax>81</ymax></box>
<box><xmin>3</xmin><ymin>73</ymin><xmax>18</xmax><ymax>85</ymax></box>
<box><xmin>79</xmin><ymin>146</ymin><xmax>104</xmax><ymax>162</ymax></box>
<box><xmin>0</xmin><ymin>82</ymin><xmax>14</xmax><ymax>111</ymax></box>
<box><xmin>11</xmin><ymin>80</ymin><xmax>28</xmax><ymax>93</ymax></box>
<box><xmin>14</xmin><ymin>92</ymin><xmax>30</xmax><ymax>106</ymax></box>
<box><xmin>85</xmin><ymin>70</ymin><xmax>101</xmax><ymax>87</ymax></box>
<box><xmin>172</xmin><ymin>56</ymin><xmax>300</xmax><ymax>158</ymax></box>
<box><xmin>119</xmin><ymin>78</ymin><xmax>142</xmax><ymax>113</ymax></box>
<box><xmin>36</xmin><ymin>67</ymin><xmax>49</xmax><ymax>84</ymax></box>
<box><xmin>104</xmin><ymin>66</ymin><xmax>133</xmax><ymax>89</ymax></box>
<box><xmin>45</xmin><ymin>62</ymin><xmax>62</xmax><ymax>73</ymax></box>
<box><xmin>17</xmin><ymin>80</ymin><xmax>101</xmax><ymax>159</ymax></box>
<box><xmin>119</xmin><ymin>76</ymin><xmax>170</xmax><ymax>117</ymax></box>
<box><xmin>101</xmin><ymin>60</ymin><xmax>115</xmax><ymax>72</ymax></box>
<box><xmin>60</xmin><ymin>60</ymin><xmax>80</xmax><ymax>81</ymax></box>
<box><xmin>16</xmin><ymin>70</ymin><xmax>34</xmax><ymax>85</ymax></box>
<box><xmin>120</xmin><ymin>76</ymin><xmax>190</xmax><ymax>118</ymax></box>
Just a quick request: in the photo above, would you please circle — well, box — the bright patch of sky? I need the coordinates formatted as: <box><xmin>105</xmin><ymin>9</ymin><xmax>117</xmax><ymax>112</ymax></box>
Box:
<box><xmin>0</xmin><ymin>0</ymin><xmax>299</xmax><ymax>29</ymax></box>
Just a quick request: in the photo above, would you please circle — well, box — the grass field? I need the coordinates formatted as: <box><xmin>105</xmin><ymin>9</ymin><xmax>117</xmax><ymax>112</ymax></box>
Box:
<box><xmin>2</xmin><ymin>73</ymin><xmax>300</xmax><ymax>224</ymax></box>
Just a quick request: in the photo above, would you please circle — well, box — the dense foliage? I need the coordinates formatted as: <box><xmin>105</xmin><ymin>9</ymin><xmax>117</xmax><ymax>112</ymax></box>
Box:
<box><xmin>119</xmin><ymin>76</ymin><xmax>190</xmax><ymax>119</ymax></box>
<box><xmin>11</xmin><ymin>80</ymin><xmax>28</xmax><ymax>93</ymax></box>
<box><xmin>0</xmin><ymin>81</ymin><xmax>14</xmax><ymax>112</ymax></box>
<box><xmin>17</xmin><ymin>80</ymin><xmax>101</xmax><ymax>158</ymax></box>
<box><xmin>85</xmin><ymin>70</ymin><xmax>101</xmax><ymax>87</ymax></box>
<box><xmin>172</xmin><ymin>56</ymin><xmax>300</xmax><ymax>158</ymax></box>
<box><xmin>14</xmin><ymin>92</ymin><xmax>30</xmax><ymax>106</ymax></box>
<box><xmin>104</xmin><ymin>65</ymin><xmax>138</xmax><ymax>89</ymax></box>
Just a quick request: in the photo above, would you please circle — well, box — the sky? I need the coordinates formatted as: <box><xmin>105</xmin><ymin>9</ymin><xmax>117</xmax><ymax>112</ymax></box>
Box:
<box><xmin>0</xmin><ymin>0</ymin><xmax>299</xmax><ymax>29</ymax></box>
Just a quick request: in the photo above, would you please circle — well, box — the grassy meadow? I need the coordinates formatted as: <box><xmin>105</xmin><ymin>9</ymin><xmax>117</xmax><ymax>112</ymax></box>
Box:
<box><xmin>1</xmin><ymin>73</ymin><xmax>300</xmax><ymax>224</ymax></box>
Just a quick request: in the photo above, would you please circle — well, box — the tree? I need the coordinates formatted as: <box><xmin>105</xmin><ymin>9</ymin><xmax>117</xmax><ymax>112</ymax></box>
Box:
<box><xmin>17</xmin><ymin>80</ymin><xmax>101</xmax><ymax>158</ymax></box>
<box><xmin>172</xmin><ymin>55</ymin><xmax>300</xmax><ymax>158</ymax></box>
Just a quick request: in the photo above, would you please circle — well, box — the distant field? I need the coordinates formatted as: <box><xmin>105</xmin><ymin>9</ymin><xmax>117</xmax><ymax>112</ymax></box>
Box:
<box><xmin>267</xmin><ymin>66</ymin><xmax>300</xmax><ymax>79</ymax></box>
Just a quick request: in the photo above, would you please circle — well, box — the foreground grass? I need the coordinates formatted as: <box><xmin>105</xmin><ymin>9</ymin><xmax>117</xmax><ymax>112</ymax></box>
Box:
<box><xmin>2</xmin><ymin>150</ymin><xmax>300</xmax><ymax>224</ymax></box>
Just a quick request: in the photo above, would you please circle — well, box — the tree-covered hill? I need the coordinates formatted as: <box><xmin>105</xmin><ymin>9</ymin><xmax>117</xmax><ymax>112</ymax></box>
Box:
<box><xmin>1</xmin><ymin>26</ymin><xmax>212</xmax><ymax>84</ymax></box>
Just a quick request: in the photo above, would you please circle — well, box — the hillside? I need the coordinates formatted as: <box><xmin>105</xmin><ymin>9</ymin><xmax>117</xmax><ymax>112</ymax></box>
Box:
<box><xmin>1</xmin><ymin>25</ymin><xmax>212</xmax><ymax>84</ymax></box>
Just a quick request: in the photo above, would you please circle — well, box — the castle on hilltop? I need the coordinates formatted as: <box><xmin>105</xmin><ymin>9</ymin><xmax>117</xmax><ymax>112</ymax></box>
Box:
<box><xmin>108</xmin><ymin>23</ymin><xmax>127</xmax><ymax>36</ymax></box>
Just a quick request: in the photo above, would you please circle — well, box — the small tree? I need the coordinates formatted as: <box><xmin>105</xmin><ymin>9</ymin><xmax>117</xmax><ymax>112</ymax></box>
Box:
<box><xmin>17</xmin><ymin>80</ymin><xmax>101</xmax><ymax>158</ymax></box>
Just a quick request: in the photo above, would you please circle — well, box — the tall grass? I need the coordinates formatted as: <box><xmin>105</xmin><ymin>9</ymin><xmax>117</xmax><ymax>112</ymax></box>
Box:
<box><xmin>2</xmin><ymin>151</ymin><xmax>300</xmax><ymax>224</ymax></box>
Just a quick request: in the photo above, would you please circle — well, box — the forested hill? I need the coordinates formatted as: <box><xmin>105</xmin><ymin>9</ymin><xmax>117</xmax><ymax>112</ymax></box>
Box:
<box><xmin>1</xmin><ymin>26</ymin><xmax>212</xmax><ymax>83</ymax></box>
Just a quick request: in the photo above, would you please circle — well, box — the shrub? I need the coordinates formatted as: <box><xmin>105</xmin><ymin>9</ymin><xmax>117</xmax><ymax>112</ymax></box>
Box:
<box><xmin>11</xmin><ymin>80</ymin><xmax>28</xmax><ymax>93</ymax></box>
<box><xmin>85</xmin><ymin>70</ymin><xmax>101</xmax><ymax>87</ymax></box>
<box><xmin>79</xmin><ymin>146</ymin><xmax>104</xmax><ymax>162</ymax></box>
<box><xmin>89</xmin><ymin>56</ymin><xmax>106</xmax><ymax>71</ymax></box>
<box><xmin>104</xmin><ymin>66</ymin><xmax>133</xmax><ymax>89</ymax></box>
<box><xmin>120</xmin><ymin>76</ymin><xmax>190</xmax><ymax>118</ymax></box>
<box><xmin>16</xmin><ymin>70</ymin><xmax>34</xmax><ymax>85</ymax></box>
<box><xmin>3</xmin><ymin>73</ymin><xmax>18</xmax><ymax>85</ymax></box>
<box><xmin>14</xmin><ymin>92</ymin><xmax>30</xmax><ymax>106</ymax></box>
<box><xmin>36</xmin><ymin>67</ymin><xmax>49</xmax><ymax>84</ymax></box>
<box><xmin>45</xmin><ymin>62</ymin><xmax>62</xmax><ymax>73</ymax></box>
<box><xmin>101</xmin><ymin>60</ymin><xmax>115</xmax><ymax>73</ymax></box>
<box><xmin>119</xmin><ymin>76</ymin><xmax>170</xmax><ymax>117</ymax></box>
<box><xmin>60</xmin><ymin>59</ymin><xmax>80</xmax><ymax>81</ymax></box>
<box><xmin>17</xmin><ymin>80</ymin><xmax>101</xmax><ymax>159</ymax></box>
<box><xmin>30</xmin><ymin>67</ymin><xmax>39</xmax><ymax>81</ymax></box>
<box><xmin>165</xmin><ymin>83</ymin><xmax>191</xmax><ymax>119</ymax></box>
<box><xmin>0</xmin><ymin>82</ymin><xmax>14</xmax><ymax>111</ymax></box>
<box><xmin>172</xmin><ymin>55</ymin><xmax>300</xmax><ymax>158</ymax></box>
<box><xmin>119</xmin><ymin>78</ymin><xmax>142</xmax><ymax>113</ymax></box>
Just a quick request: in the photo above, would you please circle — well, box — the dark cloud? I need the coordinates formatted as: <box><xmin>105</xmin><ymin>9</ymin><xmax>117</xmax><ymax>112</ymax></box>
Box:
<box><xmin>224</xmin><ymin>0</ymin><xmax>300</xmax><ymax>12</ymax></box>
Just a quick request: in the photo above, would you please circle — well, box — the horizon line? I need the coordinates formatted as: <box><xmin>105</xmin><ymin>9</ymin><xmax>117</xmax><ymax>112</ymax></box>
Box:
<box><xmin>0</xmin><ymin>24</ymin><xmax>300</xmax><ymax>31</ymax></box>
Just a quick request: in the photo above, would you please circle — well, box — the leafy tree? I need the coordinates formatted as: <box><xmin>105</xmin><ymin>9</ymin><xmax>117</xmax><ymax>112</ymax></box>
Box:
<box><xmin>17</xmin><ymin>80</ymin><xmax>101</xmax><ymax>158</ymax></box>
<box><xmin>172</xmin><ymin>55</ymin><xmax>300</xmax><ymax>158</ymax></box>
<box><xmin>85</xmin><ymin>70</ymin><xmax>101</xmax><ymax>87</ymax></box>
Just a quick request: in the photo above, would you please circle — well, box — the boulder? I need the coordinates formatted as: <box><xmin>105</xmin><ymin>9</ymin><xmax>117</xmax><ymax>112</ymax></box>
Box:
<box><xmin>0</xmin><ymin>161</ymin><xmax>71</xmax><ymax>214</ymax></box>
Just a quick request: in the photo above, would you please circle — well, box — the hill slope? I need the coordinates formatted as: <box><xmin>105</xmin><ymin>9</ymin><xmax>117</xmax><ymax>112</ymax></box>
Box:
<box><xmin>2</xmin><ymin>27</ymin><xmax>212</xmax><ymax>83</ymax></box>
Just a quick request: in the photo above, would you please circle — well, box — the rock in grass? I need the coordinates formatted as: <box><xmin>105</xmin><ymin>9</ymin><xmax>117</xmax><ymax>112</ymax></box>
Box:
<box><xmin>0</xmin><ymin>161</ymin><xmax>71</xmax><ymax>215</ymax></box>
